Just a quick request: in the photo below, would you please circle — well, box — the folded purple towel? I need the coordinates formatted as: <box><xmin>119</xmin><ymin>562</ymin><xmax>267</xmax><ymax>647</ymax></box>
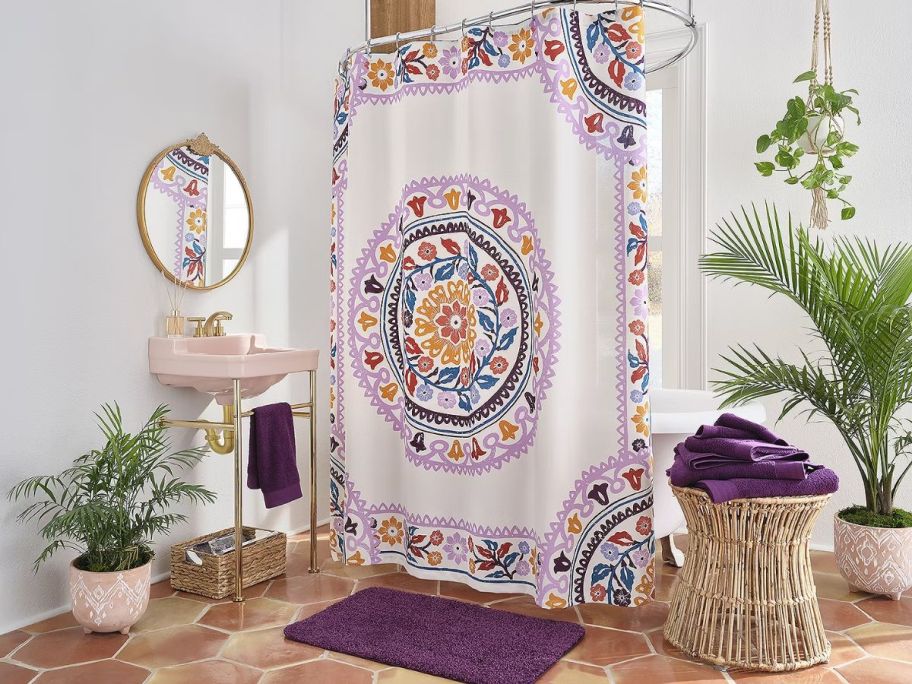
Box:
<box><xmin>683</xmin><ymin>435</ymin><xmax>807</xmax><ymax>465</ymax></box>
<box><xmin>247</xmin><ymin>402</ymin><xmax>302</xmax><ymax>508</ymax></box>
<box><xmin>694</xmin><ymin>467</ymin><xmax>839</xmax><ymax>503</ymax></box>
<box><xmin>706</xmin><ymin>413</ymin><xmax>789</xmax><ymax>445</ymax></box>
<box><xmin>666</xmin><ymin>446</ymin><xmax>815</xmax><ymax>486</ymax></box>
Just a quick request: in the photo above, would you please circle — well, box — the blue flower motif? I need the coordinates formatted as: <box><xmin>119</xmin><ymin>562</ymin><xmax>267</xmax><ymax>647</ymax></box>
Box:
<box><xmin>600</xmin><ymin>543</ymin><xmax>620</xmax><ymax>562</ymax></box>
<box><xmin>469</xmin><ymin>386</ymin><xmax>481</xmax><ymax>403</ymax></box>
<box><xmin>500</xmin><ymin>308</ymin><xmax>518</xmax><ymax>328</ymax></box>
<box><xmin>631</xmin><ymin>546</ymin><xmax>650</xmax><ymax>568</ymax></box>
<box><xmin>497</xmin><ymin>53</ymin><xmax>511</xmax><ymax>68</ymax></box>
<box><xmin>630</xmin><ymin>390</ymin><xmax>643</xmax><ymax>403</ymax></box>
<box><xmin>457</xmin><ymin>261</ymin><xmax>470</xmax><ymax>278</ymax></box>
<box><xmin>415</xmin><ymin>385</ymin><xmax>434</xmax><ymax>401</ymax></box>
<box><xmin>518</xmin><ymin>541</ymin><xmax>531</xmax><ymax>554</ymax></box>
<box><xmin>592</xmin><ymin>43</ymin><xmax>611</xmax><ymax>64</ymax></box>
<box><xmin>624</xmin><ymin>71</ymin><xmax>643</xmax><ymax>90</ymax></box>
<box><xmin>627</xmin><ymin>201</ymin><xmax>642</xmax><ymax>215</ymax></box>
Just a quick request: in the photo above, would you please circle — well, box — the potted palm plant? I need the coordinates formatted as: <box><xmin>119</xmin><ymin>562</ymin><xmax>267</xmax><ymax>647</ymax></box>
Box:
<box><xmin>699</xmin><ymin>206</ymin><xmax>912</xmax><ymax>599</ymax></box>
<box><xmin>9</xmin><ymin>404</ymin><xmax>216</xmax><ymax>632</ymax></box>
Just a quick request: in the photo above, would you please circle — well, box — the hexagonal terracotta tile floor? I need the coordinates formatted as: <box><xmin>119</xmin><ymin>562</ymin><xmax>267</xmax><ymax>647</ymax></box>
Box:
<box><xmin>3</xmin><ymin>526</ymin><xmax>911</xmax><ymax>683</ymax></box>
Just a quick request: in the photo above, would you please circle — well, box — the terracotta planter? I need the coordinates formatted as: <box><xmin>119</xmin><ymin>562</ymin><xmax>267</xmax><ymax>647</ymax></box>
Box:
<box><xmin>833</xmin><ymin>515</ymin><xmax>912</xmax><ymax>601</ymax></box>
<box><xmin>68</xmin><ymin>558</ymin><xmax>151</xmax><ymax>634</ymax></box>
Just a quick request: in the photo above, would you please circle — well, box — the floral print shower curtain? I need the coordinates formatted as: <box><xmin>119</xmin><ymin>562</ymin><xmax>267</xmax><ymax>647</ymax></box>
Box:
<box><xmin>329</xmin><ymin>6</ymin><xmax>653</xmax><ymax>608</ymax></box>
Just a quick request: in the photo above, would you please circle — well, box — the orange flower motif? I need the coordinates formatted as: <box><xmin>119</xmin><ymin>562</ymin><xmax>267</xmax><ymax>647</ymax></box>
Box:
<box><xmin>428</xmin><ymin>551</ymin><xmax>443</xmax><ymax>566</ymax></box>
<box><xmin>633</xmin><ymin>402</ymin><xmax>650</xmax><ymax>436</ymax></box>
<box><xmin>422</xmin><ymin>42</ymin><xmax>438</xmax><ymax>59</ymax></box>
<box><xmin>368</xmin><ymin>59</ymin><xmax>395</xmax><ymax>91</ymax></box>
<box><xmin>378</xmin><ymin>516</ymin><xmax>404</xmax><ymax>545</ymax></box>
<box><xmin>186</xmin><ymin>208</ymin><xmax>207</xmax><ymax>234</ymax></box>
<box><xmin>629</xmin><ymin>320</ymin><xmax>646</xmax><ymax>336</ymax></box>
<box><xmin>634</xmin><ymin>559</ymin><xmax>656</xmax><ymax>600</ymax></box>
<box><xmin>628</xmin><ymin>270</ymin><xmax>644</xmax><ymax>286</ymax></box>
<box><xmin>627</xmin><ymin>166</ymin><xmax>647</xmax><ymax>202</ymax></box>
<box><xmin>508</xmin><ymin>28</ymin><xmax>534</xmax><ymax>64</ymax></box>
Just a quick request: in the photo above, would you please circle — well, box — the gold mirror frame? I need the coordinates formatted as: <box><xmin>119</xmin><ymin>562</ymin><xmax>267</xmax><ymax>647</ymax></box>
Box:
<box><xmin>137</xmin><ymin>133</ymin><xmax>254</xmax><ymax>291</ymax></box>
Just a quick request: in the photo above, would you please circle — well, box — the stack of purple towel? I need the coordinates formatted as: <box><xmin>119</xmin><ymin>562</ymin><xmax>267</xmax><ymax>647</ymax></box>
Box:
<box><xmin>666</xmin><ymin>413</ymin><xmax>839</xmax><ymax>503</ymax></box>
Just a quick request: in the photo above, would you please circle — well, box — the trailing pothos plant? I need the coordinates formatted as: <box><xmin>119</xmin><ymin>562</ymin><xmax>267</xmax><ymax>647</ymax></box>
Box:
<box><xmin>9</xmin><ymin>404</ymin><xmax>217</xmax><ymax>572</ymax></box>
<box><xmin>755</xmin><ymin>70</ymin><xmax>860</xmax><ymax>227</ymax></box>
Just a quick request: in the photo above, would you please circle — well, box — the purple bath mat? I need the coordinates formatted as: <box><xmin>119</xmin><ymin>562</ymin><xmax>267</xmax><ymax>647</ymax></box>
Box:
<box><xmin>284</xmin><ymin>587</ymin><xmax>585</xmax><ymax>683</ymax></box>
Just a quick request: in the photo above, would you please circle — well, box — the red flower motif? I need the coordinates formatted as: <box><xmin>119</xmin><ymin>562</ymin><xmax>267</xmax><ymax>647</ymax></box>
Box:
<box><xmin>460</xmin><ymin>367</ymin><xmax>470</xmax><ymax>386</ymax></box>
<box><xmin>480</xmin><ymin>264</ymin><xmax>499</xmax><ymax>281</ymax></box>
<box><xmin>489</xmin><ymin>356</ymin><xmax>509</xmax><ymax>375</ymax></box>
<box><xmin>426</xmin><ymin>64</ymin><xmax>440</xmax><ymax>80</ymax></box>
<box><xmin>628</xmin><ymin>270</ymin><xmax>644</xmax><ymax>285</ymax></box>
<box><xmin>628</xmin><ymin>320</ymin><xmax>645</xmax><ymax>336</ymax></box>
<box><xmin>417</xmin><ymin>356</ymin><xmax>434</xmax><ymax>373</ymax></box>
<box><xmin>417</xmin><ymin>241</ymin><xmax>437</xmax><ymax>261</ymax></box>
<box><xmin>436</xmin><ymin>300</ymin><xmax>469</xmax><ymax>344</ymax></box>
<box><xmin>626</xmin><ymin>41</ymin><xmax>642</xmax><ymax>60</ymax></box>
<box><xmin>635</xmin><ymin>515</ymin><xmax>652</xmax><ymax>537</ymax></box>
<box><xmin>590</xmin><ymin>583</ymin><xmax>607</xmax><ymax>602</ymax></box>
<box><xmin>429</xmin><ymin>530</ymin><xmax>444</xmax><ymax>545</ymax></box>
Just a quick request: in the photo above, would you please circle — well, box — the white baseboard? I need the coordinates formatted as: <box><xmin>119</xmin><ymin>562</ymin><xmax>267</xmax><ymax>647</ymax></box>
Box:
<box><xmin>6</xmin><ymin>516</ymin><xmax>332</xmax><ymax>634</ymax></box>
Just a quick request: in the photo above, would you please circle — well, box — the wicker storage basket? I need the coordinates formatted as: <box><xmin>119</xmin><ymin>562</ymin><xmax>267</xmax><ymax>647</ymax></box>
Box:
<box><xmin>170</xmin><ymin>527</ymin><xmax>286</xmax><ymax>599</ymax></box>
<box><xmin>664</xmin><ymin>486</ymin><xmax>831</xmax><ymax>672</ymax></box>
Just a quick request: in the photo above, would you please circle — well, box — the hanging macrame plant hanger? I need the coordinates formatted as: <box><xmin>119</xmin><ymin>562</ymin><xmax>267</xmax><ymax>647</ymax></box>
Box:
<box><xmin>808</xmin><ymin>0</ymin><xmax>833</xmax><ymax>230</ymax></box>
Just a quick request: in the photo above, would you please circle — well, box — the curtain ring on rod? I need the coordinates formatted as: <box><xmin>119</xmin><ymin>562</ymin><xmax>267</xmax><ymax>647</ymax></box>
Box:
<box><xmin>461</xmin><ymin>17</ymin><xmax>467</xmax><ymax>41</ymax></box>
<box><xmin>366</xmin><ymin>37</ymin><xmax>372</xmax><ymax>57</ymax></box>
<box><xmin>395</xmin><ymin>31</ymin><xmax>401</xmax><ymax>51</ymax></box>
<box><xmin>489</xmin><ymin>10</ymin><xmax>494</xmax><ymax>31</ymax></box>
<box><xmin>430</xmin><ymin>24</ymin><xmax>437</xmax><ymax>39</ymax></box>
<box><xmin>530</xmin><ymin>1</ymin><xmax>535</xmax><ymax>21</ymax></box>
<box><xmin>615</xmin><ymin>0</ymin><xmax>620</xmax><ymax>20</ymax></box>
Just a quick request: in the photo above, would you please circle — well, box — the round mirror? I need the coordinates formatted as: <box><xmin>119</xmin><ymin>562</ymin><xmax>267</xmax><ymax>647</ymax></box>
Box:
<box><xmin>137</xmin><ymin>133</ymin><xmax>253</xmax><ymax>290</ymax></box>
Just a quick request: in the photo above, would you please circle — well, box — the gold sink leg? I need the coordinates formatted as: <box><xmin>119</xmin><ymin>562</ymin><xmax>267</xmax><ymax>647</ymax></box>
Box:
<box><xmin>309</xmin><ymin>370</ymin><xmax>319</xmax><ymax>573</ymax></box>
<box><xmin>232</xmin><ymin>378</ymin><xmax>245</xmax><ymax>602</ymax></box>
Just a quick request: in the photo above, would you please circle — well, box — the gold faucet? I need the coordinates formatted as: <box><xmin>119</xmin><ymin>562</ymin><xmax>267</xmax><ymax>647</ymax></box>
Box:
<box><xmin>203</xmin><ymin>311</ymin><xmax>233</xmax><ymax>337</ymax></box>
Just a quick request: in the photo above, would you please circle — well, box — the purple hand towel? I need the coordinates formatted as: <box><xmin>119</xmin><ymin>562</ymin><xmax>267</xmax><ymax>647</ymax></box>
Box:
<box><xmin>702</xmin><ymin>412</ymin><xmax>789</xmax><ymax>445</ymax></box>
<box><xmin>247</xmin><ymin>402</ymin><xmax>302</xmax><ymax>508</ymax></box>
<box><xmin>666</xmin><ymin>446</ymin><xmax>815</xmax><ymax>486</ymax></box>
<box><xmin>694</xmin><ymin>467</ymin><xmax>839</xmax><ymax>503</ymax></box>
<box><xmin>683</xmin><ymin>435</ymin><xmax>807</xmax><ymax>464</ymax></box>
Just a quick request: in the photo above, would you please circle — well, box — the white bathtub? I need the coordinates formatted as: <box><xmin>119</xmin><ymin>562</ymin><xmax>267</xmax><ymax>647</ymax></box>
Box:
<box><xmin>650</xmin><ymin>389</ymin><xmax>766</xmax><ymax>563</ymax></box>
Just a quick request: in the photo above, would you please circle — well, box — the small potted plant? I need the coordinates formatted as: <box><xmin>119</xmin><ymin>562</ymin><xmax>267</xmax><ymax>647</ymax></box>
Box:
<box><xmin>755</xmin><ymin>71</ymin><xmax>859</xmax><ymax>229</ymax></box>
<box><xmin>699</xmin><ymin>207</ymin><xmax>912</xmax><ymax>599</ymax></box>
<box><xmin>9</xmin><ymin>404</ymin><xmax>216</xmax><ymax>633</ymax></box>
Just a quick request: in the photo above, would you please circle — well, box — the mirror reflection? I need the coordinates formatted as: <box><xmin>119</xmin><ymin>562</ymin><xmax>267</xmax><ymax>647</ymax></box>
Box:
<box><xmin>139</xmin><ymin>135</ymin><xmax>253</xmax><ymax>290</ymax></box>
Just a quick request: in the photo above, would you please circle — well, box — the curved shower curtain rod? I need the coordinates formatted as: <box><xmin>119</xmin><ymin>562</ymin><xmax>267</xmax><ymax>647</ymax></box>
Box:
<box><xmin>342</xmin><ymin>0</ymin><xmax>696</xmax><ymax>77</ymax></box>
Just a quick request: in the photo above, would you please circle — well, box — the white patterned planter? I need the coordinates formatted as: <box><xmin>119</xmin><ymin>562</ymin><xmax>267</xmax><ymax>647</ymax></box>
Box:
<box><xmin>68</xmin><ymin>559</ymin><xmax>151</xmax><ymax>634</ymax></box>
<box><xmin>834</xmin><ymin>516</ymin><xmax>912</xmax><ymax>601</ymax></box>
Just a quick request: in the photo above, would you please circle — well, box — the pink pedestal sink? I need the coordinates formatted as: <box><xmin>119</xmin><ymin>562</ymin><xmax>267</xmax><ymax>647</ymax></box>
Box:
<box><xmin>149</xmin><ymin>334</ymin><xmax>319</xmax><ymax>404</ymax></box>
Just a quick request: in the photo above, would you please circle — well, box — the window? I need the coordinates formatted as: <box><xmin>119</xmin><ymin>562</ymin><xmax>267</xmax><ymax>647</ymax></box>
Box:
<box><xmin>645</xmin><ymin>27</ymin><xmax>707</xmax><ymax>390</ymax></box>
<box><xmin>646</xmin><ymin>68</ymin><xmax>681</xmax><ymax>388</ymax></box>
<box><xmin>612</xmin><ymin>27</ymin><xmax>707</xmax><ymax>390</ymax></box>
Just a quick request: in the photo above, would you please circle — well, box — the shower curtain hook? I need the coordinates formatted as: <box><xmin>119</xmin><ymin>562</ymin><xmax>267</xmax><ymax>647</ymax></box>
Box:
<box><xmin>366</xmin><ymin>37</ymin><xmax>372</xmax><ymax>57</ymax></box>
<box><xmin>615</xmin><ymin>0</ymin><xmax>620</xmax><ymax>20</ymax></box>
<box><xmin>395</xmin><ymin>31</ymin><xmax>401</xmax><ymax>51</ymax></box>
<box><xmin>530</xmin><ymin>1</ymin><xmax>535</xmax><ymax>21</ymax></box>
<box><xmin>573</xmin><ymin>0</ymin><xmax>578</xmax><ymax>12</ymax></box>
<box><xmin>461</xmin><ymin>17</ymin><xmax>467</xmax><ymax>39</ymax></box>
<box><xmin>489</xmin><ymin>10</ymin><xmax>494</xmax><ymax>30</ymax></box>
<box><xmin>430</xmin><ymin>23</ymin><xmax>437</xmax><ymax>39</ymax></box>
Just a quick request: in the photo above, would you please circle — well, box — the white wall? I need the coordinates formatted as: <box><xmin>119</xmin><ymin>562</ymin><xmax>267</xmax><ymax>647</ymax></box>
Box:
<box><xmin>437</xmin><ymin>0</ymin><xmax>912</xmax><ymax>547</ymax></box>
<box><xmin>1</xmin><ymin>0</ymin><xmax>908</xmax><ymax>632</ymax></box>
<box><xmin>0</xmin><ymin>0</ymin><xmax>360</xmax><ymax>632</ymax></box>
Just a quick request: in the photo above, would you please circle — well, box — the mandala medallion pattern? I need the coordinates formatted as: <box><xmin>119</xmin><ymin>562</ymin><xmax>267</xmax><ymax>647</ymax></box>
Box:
<box><xmin>349</xmin><ymin>175</ymin><xmax>560</xmax><ymax>475</ymax></box>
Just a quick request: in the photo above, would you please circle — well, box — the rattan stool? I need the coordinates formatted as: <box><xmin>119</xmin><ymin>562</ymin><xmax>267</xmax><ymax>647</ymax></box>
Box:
<box><xmin>664</xmin><ymin>486</ymin><xmax>831</xmax><ymax>671</ymax></box>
